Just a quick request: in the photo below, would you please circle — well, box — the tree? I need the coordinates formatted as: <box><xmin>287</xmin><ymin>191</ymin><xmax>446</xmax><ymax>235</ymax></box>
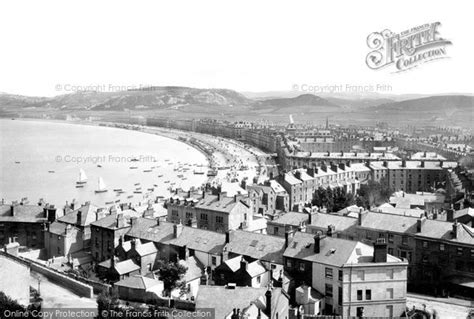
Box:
<box><xmin>97</xmin><ymin>290</ymin><xmax>120</xmax><ymax>317</ymax></box>
<box><xmin>156</xmin><ymin>260</ymin><xmax>188</xmax><ymax>296</ymax></box>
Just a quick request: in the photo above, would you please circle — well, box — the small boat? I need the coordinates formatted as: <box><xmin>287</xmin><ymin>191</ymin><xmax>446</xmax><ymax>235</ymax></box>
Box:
<box><xmin>15</xmin><ymin>161</ymin><xmax>20</xmax><ymax>164</ymax></box>
<box><xmin>127</xmin><ymin>195</ymin><xmax>134</xmax><ymax>199</ymax></box>
<box><xmin>76</xmin><ymin>185</ymin><xmax>84</xmax><ymax>188</ymax></box>
<box><xmin>207</xmin><ymin>169</ymin><xmax>218</xmax><ymax>177</ymax></box>
<box><xmin>134</xmin><ymin>183</ymin><xmax>140</xmax><ymax>186</ymax></box>
<box><xmin>133</xmin><ymin>191</ymin><xmax>142</xmax><ymax>194</ymax></box>
<box><xmin>105</xmin><ymin>201</ymin><xmax>114</xmax><ymax>205</ymax></box>
<box><xmin>143</xmin><ymin>169</ymin><xmax>152</xmax><ymax>173</ymax></box>
<box><xmin>115</xmin><ymin>199</ymin><xmax>121</xmax><ymax>203</ymax></box>
<box><xmin>147</xmin><ymin>188</ymin><xmax>154</xmax><ymax>191</ymax></box>
<box><xmin>76</xmin><ymin>169</ymin><xmax>88</xmax><ymax>185</ymax></box>
<box><xmin>156</xmin><ymin>195</ymin><xmax>165</xmax><ymax>199</ymax></box>
<box><xmin>158</xmin><ymin>175</ymin><xmax>163</xmax><ymax>178</ymax></box>
<box><xmin>48</xmin><ymin>170</ymin><xmax>55</xmax><ymax>173</ymax></box>
<box><xmin>164</xmin><ymin>180</ymin><xmax>170</xmax><ymax>183</ymax></box>
<box><xmin>153</xmin><ymin>184</ymin><xmax>158</xmax><ymax>187</ymax></box>
<box><xmin>177</xmin><ymin>174</ymin><xmax>184</xmax><ymax>178</ymax></box>
<box><xmin>97</xmin><ymin>164</ymin><xmax>102</xmax><ymax>168</ymax></box>
<box><xmin>113</xmin><ymin>188</ymin><xmax>123</xmax><ymax>192</ymax></box>
<box><xmin>95</xmin><ymin>177</ymin><xmax>108</xmax><ymax>193</ymax></box>
<box><xmin>129</xmin><ymin>166</ymin><xmax>138</xmax><ymax>169</ymax></box>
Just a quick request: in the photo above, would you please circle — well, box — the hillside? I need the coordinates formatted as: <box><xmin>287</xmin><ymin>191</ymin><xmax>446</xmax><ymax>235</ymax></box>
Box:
<box><xmin>370</xmin><ymin>95</ymin><xmax>474</xmax><ymax>113</ymax></box>
<box><xmin>256</xmin><ymin>94</ymin><xmax>339</xmax><ymax>109</ymax></box>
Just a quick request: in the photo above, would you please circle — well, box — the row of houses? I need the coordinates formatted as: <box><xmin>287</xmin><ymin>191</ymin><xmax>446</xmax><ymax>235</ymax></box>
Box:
<box><xmin>267</xmin><ymin>207</ymin><xmax>474</xmax><ymax>297</ymax></box>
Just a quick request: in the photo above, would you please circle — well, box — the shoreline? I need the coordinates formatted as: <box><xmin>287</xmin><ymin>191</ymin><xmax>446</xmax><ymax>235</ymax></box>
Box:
<box><xmin>3</xmin><ymin>117</ymin><xmax>271</xmax><ymax>193</ymax></box>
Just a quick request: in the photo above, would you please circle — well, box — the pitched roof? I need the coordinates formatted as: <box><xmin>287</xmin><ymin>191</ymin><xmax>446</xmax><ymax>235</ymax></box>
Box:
<box><xmin>98</xmin><ymin>258</ymin><xmax>140</xmax><ymax>275</ymax></box>
<box><xmin>270</xmin><ymin>212</ymin><xmax>308</xmax><ymax>227</ymax></box>
<box><xmin>166</xmin><ymin>226</ymin><xmax>226</xmax><ymax>254</ymax></box>
<box><xmin>0</xmin><ymin>204</ymin><xmax>46</xmax><ymax>223</ymax></box>
<box><xmin>283</xmin><ymin>232</ymin><xmax>400</xmax><ymax>267</ymax></box>
<box><xmin>309</xmin><ymin>213</ymin><xmax>358</xmax><ymax>232</ymax></box>
<box><xmin>126</xmin><ymin>218</ymin><xmax>226</xmax><ymax>254</ymax></box>
<box><xmin>114</xmin><ymin>275</ymin><xmax>163</xmax><ymax>290</ymax></box>
<box><xmin>48</xmin><ymin>221</ymin><xmax>78</xmax><ymax>235</ymax></box>
<box><xmin>58</xmin><ymin>202</ymin><xmax>98</xmax><ymax>226</ymax></box>
<box><xmin>196</xmin><ymin>286</ymin><xmax>267</xmax><ymax>319</ymax></box>
<box><xmin>226</xmin><ymin>230</ymin><xmax>286</xmax><ymax>264</ymax></box>
<box><xmin>134</xmin><ymin>242</ymin><xmax>158</xmax><ymax>256</ymax></box>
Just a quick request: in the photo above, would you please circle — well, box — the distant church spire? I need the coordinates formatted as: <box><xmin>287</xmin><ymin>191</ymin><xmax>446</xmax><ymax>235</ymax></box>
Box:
<box><xmin>325</xmin><ymin>117</ymin><xmax>329</xmax><ymax>129</ymax></box>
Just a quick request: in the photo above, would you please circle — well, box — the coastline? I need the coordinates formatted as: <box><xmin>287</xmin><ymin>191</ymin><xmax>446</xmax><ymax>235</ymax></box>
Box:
<box><xmin>4</xmin><ymin>117</ymin><xmax>271</xmax><ymax>188</ymax></box>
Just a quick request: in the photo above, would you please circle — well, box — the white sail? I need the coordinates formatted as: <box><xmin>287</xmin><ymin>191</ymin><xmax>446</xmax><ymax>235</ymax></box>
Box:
<box><xmin>97</xmin><ymin>177</ymin><xmax>107</xmax><ymax>191</ymax></box>
<box><xmin>78</xmin><ymin>169</ymin><xmax>88</xmax><ymax>183</ymax></box>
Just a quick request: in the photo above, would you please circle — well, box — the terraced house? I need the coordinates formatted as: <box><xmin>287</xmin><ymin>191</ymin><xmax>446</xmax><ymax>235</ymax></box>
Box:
<box><xmin>283</xmin><ymin>232</ymin><xmax>408</xmax><ymax>317</ymax></box>
<box><xmin>166</xmin><ymin>191</ymin><xmax>251</xmax><ymax>232</ymax></box>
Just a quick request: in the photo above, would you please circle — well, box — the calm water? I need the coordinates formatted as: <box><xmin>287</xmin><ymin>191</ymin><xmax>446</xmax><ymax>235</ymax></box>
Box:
<box><xmin>0</xmin><ymin>119</ymin><xmax>208</xmax><ymax>208</ymax></box>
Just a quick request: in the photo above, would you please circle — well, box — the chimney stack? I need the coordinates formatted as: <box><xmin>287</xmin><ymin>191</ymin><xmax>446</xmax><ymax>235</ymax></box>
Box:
<box><xmin>313</xmin><ymin>234</ymin><xmax>321</xmax><ymax>254</ymax></box>
<box><xmin>374</xmin><ymin>238</ymin><xmax>387</xmax><ymax>262</ymax></box>
<box><xmin>285</xmin><ymin>229</ymin><xmax>294</xmax><ymax>248</ymax></box>
<box><xmin>4</xmin><ymin>237</ymin><xmax>20</xmax><ymax>256</ymax></box>
<box><xmin>416</xmin><ymin>215</ymin><xmax>426</xmax><ymax>233</ymax></box>
<box><xmin>401</xmin><ymin>160</ymin><xmax>406</xmax><ymax>168</ymax></box>
<box><xmin>265</xmin><ymin>289</ymin><xmax>272</xmax><ymax>318</ymax></box>
<box><xmin>116</xmin><ymin>214</ymin><xmax>125</xmax><ymax>228</ymax></box>
<box><xmin>446</xmin><ymin>209</ymin><xmax>454</xmax><ymax>222</ymax></box>
<box><xmin>327</xmin><ymin>224</ymin><xmax>336</xmax><ymax>237</ymax></box>
<box><xmin>130</xmin><ymin>217</ymin><xmax>138</xmax><ymax>227</ymax></box>
<box><xmin>173</xmin><ymin>221</ymin><xmax>183</xmax><ymax>238</ymax></box>
<box><xmin>240</xmin><ymin>258</ymin><xmax>248</xmax><ymax>272</ymax></box>
<box><xmin>225</xmin><ymin>230</ymin><xmax>231</xmax><ymax>244</ymax></box>
<box><xmin>76</xmin><ymin>210</ymin><xmax>82</xmax><ymax>226</ymax></box>
<box><xmin>452</xmin><ymin>221</ymin><xmax>459</xmax><ymax>239</ymax></box>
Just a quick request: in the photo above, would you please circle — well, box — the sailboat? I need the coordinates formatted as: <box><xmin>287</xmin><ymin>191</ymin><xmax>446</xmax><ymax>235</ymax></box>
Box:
<box><xmin>76</xmin><ymin>169</ymin><xmax>88</xmax><ymax>184</ymax></box>
<box><xmin>95</xmin><ymin>177</ymin><xmax>108</xmax><ymax>193</ymax></box>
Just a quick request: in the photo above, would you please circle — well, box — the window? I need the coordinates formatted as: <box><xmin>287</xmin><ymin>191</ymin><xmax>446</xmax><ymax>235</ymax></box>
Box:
<box><xmin>357</xmin><ymin>290</ymin><xmax>363</xmax><ymax>300</ymax></box>
<box><xmin>211</xmin><ymin>256</ymin><xmax>217</xmax><ymax>266</ymax></box>
<box><xmin>299</xmin><ymin>262</ymin><xmax>305</xmax><ymax>271</ymax></box>
<box><xmin>386</xmin><ymin>288</ymin><xmax>394</xmax><ymax>299</ymax></box>
<box><xmin>216</xmin><ymin>216</ymin><xmax>224</xmax><ymax>223</ymax></box>
<box><xmin>338</xmin><ymin>287</ymin><xmax>342</xmax><ymax>305</ymax></box>
<box><xmin>286</xmin><ymin>259</ymin><xmax>293</xmax><ymax>268</ymax></box>
<box><xmin>422</xmin><ymin>255</ymin><xmax>429</xmax><ymax>263</ymax></box>
<box><xmin>356</xmin><ymin>270</ymin><xmax>365</xmax><ymax>280</ymax></box>
<box><xmin>386</xmin><ymin>269</ymin><xmax>394</xmax><ymax>279</ymax></box>
<box><xmin>365</xmin><ymin>289</ymin><xmax>371</xmax><ymax>300</ymax></box>
<box><xmin>378</xmin><ymin>232</ymin><xmax>385</xmax><ymax>238</ymax></box>
<box><xmin>147</xmin><ymin>263</ymin><xmax>152</xmax><ymax>271</ymax></box>
<box><xmin>338</xmin><ymin>270</ymin><xmax>343</xmax><ymax>281</ymax></box>
<box><xmin>257</xmin><ymin>276</ymin><xmax>261</xmax><ymax>284</ymax></box>
<box><xmin>422</xmin><ymin>241</ymin><xmax>428</xmax><ymax>248</ymax></box>
<box><xmin>366</xmin><ymin>231</ymin><xmax>372</xmax><ymax>240</ymax></box>
<box><xmin>325</xmin><ymin>267</ymin><xmax>333</xmax><ymax>279</ymax></box>
<box><xmin>274</xmin><ymin>227</ymin><xmax>279</xmax><ymax>235</ymax></box>
<box><xmin>201</xmin><ymin>213</ymin><xmax>208</xmax><ymax>221</ymax></box>
<box><xmin>57</xmin><ymin>247</ymin><xmax>61</xmax><ymax>255</ymax></box>
<box><xmin>325</xmin><ymin>284</ymin><xmax>333</xmax><ymax>297</ymax></box>
<box><xmin>356</xmin><ymin>307</ymin><xmax>364</xmax><ymax>318</ymax></box>
<box><xmin>402</xmin><ymin>236</ymin><xmax>408</xmax><ymax>245</ymax></box>
<box><xmin>457</xmin><ymin>247</ymin><xmax>463</xmax><ymax>256</ymax></box>
<box><xmin>388</xmin><ymin>248</ymin><xmax>394</xmax><ymax>255</ymax></box>
<box><xmin>440</xmin><ymin>244</ymin><xmax>445</xmax><ymax>251</ymax></box>
<box><xmin>471</xmin><ymin>249</ymin><xmax>474</xmax><ymax>258</ymax></box>
<box><xmin>386</xmin><ymin>305</ymin><xmax>393</xmax><ymax>318</ymax></box>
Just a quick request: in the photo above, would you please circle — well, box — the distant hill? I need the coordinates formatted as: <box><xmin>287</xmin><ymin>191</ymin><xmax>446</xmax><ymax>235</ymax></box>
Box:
<box><xmin>256</xmin><ymin>94</ymin><xmax>339</xmax><ymax>108</ymax></box>
<box><xmin>370</xmin><ymin>95</ymin><xmax>474</xmax><ymax>113</ymax></box>
<box><xmin>325</xmin><ymin>97</ymin><xmax>395</xmax><ymax>109</ymax></box>
<box><xmin>0</xmin><ymin>87</ymin><xmax>253</xmax><ymax>110</ymax></box>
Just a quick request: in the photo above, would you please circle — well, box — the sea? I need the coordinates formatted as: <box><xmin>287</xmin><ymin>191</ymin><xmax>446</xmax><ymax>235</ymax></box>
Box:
<box><xmin>0</xmin><ymin>119</ymin><xmax>208</xmax><ymax>208</ymax></box>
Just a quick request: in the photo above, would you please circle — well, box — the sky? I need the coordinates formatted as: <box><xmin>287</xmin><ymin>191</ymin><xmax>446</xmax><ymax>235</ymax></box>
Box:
<box><xmin>0</xmin><ymin>0</ymin><xmax>472</xmax><ymax>97</ymax></box>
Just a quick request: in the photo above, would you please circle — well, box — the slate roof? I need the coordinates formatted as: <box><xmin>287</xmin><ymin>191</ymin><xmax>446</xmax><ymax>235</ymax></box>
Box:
<box><xmin>134</xmin><ymin>242</ymin><xmax>158</xmax><ymax>256</ymax></box>
<box><xmin>196</xmin><ymin>286</ymin><xmax>267</xmax><ymax>319</ymax></box>
<box><xmin>270</xmin><ymin>212</ymin><xmax>308</xmax><ymax>227</ymax></box>
<box><xmin>114</xmin><ymin>275</ymin><xmax>163</xmax><ymax>290</ymax></box>
<box><xmin>58</xmin><ymin>202</ymin><xmax>98</xmax><ymax>226</ymax></box>
<box><xmin>309</xmin><ymin>213</ymin><xmax>358</xmax><ymax>232</ymax></box>
<box><xmin>98</xmin><ymin>258</ymin><xmax>140</xmax><ymax>275</ymax></box>
<box><xmin>48</xmin><ymin>221</ymin><xmax>77</xmax><ymax>236</ymax></box>
<box><xmin>283</xmin><ymin>232</ymin><xmax>400</xmax><ymax>267</ymax></box>
<box><xmin>126</xmin><ymin>218</ymin><xmax>226</xmax><ymax>254</ymax></box>
<box><xmin>225</xmin><ymin>230</ymin><xmax>286</xmax><ymax>264</ymax></box>
<box><xmin>0</xmin><ymin>204</ymin><xmax>47</xmax><ymax>223</ymax></box>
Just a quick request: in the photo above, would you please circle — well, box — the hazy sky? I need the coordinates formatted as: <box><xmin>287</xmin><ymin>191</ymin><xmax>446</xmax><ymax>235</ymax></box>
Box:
<box><xmin>0</xmin><ymin>0</ymin><xmax>472</xmax><ymax>96</ymax></box>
